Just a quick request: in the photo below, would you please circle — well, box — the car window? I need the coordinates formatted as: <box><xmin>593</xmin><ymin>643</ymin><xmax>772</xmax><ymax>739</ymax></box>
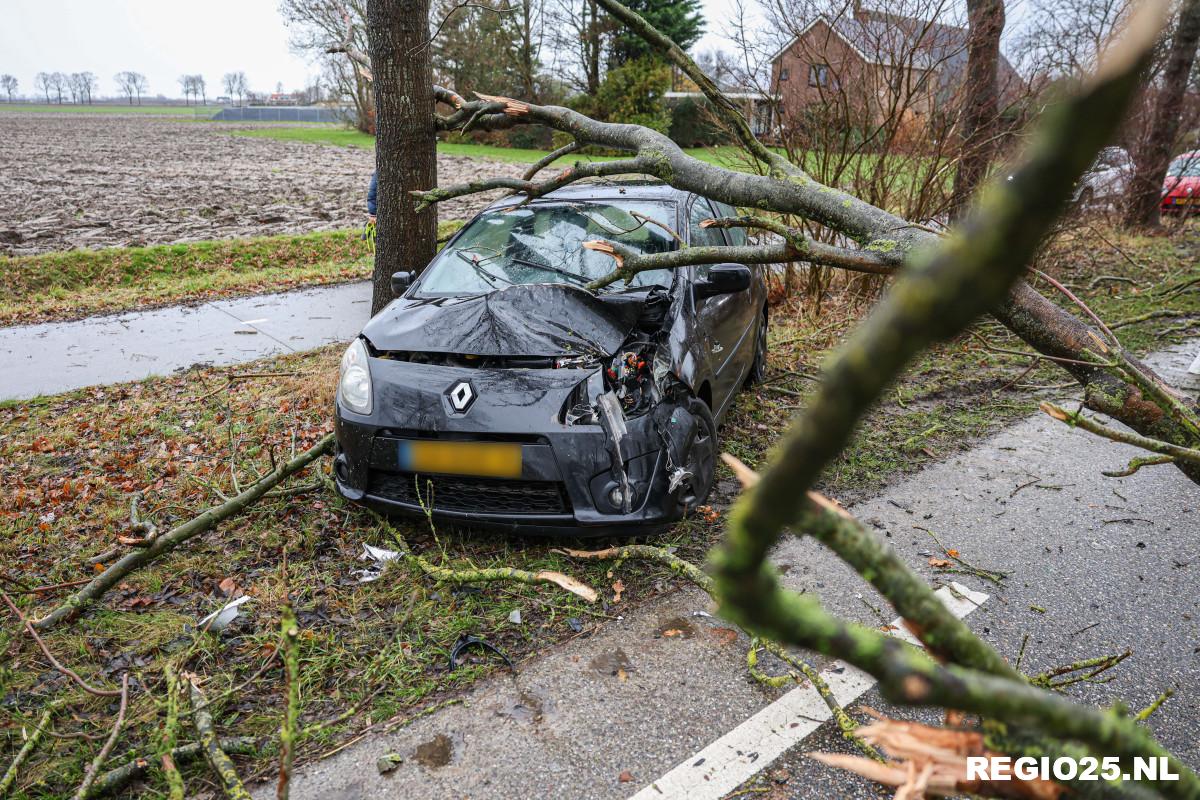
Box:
<box><xmin>712</xmin><ymin>200</ymin><xmax>747</xmax><ymax>246</ymax></box>
<box><xmin>1168</xmin><ymin>156</ymin><xmax>1200</xmax><ymax>177</ymax></box>
<box><xmin>416</xmin><ymin>200</ymin><xmax>676</xmax><ymax>295</ymax></box>
<box><xmin>688</xmin><ymin>199</ymin><xmax>728</xmax><ymax>282</ymax></box>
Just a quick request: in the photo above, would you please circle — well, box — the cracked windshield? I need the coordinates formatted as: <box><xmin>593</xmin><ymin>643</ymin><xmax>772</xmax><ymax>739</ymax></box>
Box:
<box><xmin>417</xmin><ymin>199</ymin><xmax>676</xmax><ymax>294</ymax></box>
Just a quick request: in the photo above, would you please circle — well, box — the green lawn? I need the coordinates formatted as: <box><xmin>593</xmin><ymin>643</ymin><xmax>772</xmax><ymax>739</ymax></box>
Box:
<box><xmin>0</xmin><ymin>102</ymin><xmax>217</xmax><ymax>116</ymax></box>
<box><xmin>231</xmin><ymin>125</ymin><xmax>760</xmax><ymax>169</ymax></box>
<box><xmin>0</xmin><ymin>223</ymin><xmax>464</xmax><ymax>325</ymax></box>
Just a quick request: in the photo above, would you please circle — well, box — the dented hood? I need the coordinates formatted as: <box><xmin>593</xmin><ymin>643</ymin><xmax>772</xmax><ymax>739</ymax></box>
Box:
<box><xmin>361</xmin><ymin>283</ymin><xmax>647</xmax><ymax>358</ymax></box>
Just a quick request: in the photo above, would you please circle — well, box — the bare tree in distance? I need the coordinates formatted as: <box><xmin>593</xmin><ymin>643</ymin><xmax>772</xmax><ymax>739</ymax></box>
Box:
<box><xmin>115</xmin><ymin>71</ymin><xmax>149</xmax><ymax>105</ymax></box>
<box><xmin>195</xmin><ymin>74</ymin><xmax>208</xmax><ymax>104</ymax></box>
<box><xmin>0</xmin><ymin>74</ymin><xmax>16</xmax><ymax>102</ymax></box>
<box><xmin>79</xmin><ymin>71</ymin><xmax>98</xmax><ymax>104</ymax></box>
<box><xmin>365</xmin><ymin>0</ymin><xmax>438</xmax><ymax>313</ymax></box>
<box><xmin>67</xmin><ymin>72</ymin><xmax>82</xmax><ymax>104</ymax></box>
<box><xmin>1014</xmin><ymin>0</ymin><xmax>1131</xmax><ymax>80</ymax></box>
<box><xmin>49</xmin><ymin>72</ymin><xmax>67</xmax><ymax>104</ymax></box>
<box><xmin>34</xmin><ymin>72</ymin><xmax>52</xmax><ymax>103</ymax></box>
<box><xmin>1124</xmin><ymin>0</ymin><xmax>1200</xmax><ymax>228</ymax></box>
<box><xmin>178</xmin><ymin>75</ymin><xmax>194</xmax><ymax>104</ymax></box>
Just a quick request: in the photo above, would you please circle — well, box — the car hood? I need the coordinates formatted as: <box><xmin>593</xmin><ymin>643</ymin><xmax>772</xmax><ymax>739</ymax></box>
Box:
<box><xmin>1164</xmin><ymin>176</ymin><xmax>1200</xmax><ymax>194</ymax></box>
<box><xmin>361</xmin><ymin>283</ymin><xmax>648</xmax><ymax>358</ymax></box>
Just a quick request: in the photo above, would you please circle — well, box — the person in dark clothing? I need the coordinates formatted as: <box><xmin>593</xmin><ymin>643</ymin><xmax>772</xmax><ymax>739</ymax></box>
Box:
<box><xmin>366</xmin><ymin>170</ymin><xmax>378</xmax><ymax>222</ymax></box>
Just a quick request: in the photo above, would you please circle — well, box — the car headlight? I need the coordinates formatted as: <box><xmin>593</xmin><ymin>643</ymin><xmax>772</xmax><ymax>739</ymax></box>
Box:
<box><xmin>338</xmin><ymin>338</ymin><xmax>373</xmax><ymax>415</ymax></box>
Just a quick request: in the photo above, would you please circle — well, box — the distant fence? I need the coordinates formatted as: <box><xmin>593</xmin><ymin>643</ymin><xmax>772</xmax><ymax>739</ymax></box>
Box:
<box><xmin>213</xmin><ymin>106</ymin><xmax>351</xmax><ymax>123</ymax></box>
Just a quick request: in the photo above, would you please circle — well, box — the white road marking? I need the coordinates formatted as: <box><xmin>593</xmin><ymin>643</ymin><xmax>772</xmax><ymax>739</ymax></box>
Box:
<box><xmin>629</xmin><ymin>582</ymin><xmax>989</xmax><ymax>800</ymax></box>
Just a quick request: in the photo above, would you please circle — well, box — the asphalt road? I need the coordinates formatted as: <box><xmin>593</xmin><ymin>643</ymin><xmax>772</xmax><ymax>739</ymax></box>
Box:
<box><xmin>259</xmin><ymin>342</ymin><xmax>1200</xmax><ymax>800</ymax></box>
<box><xmin>0</xmin><ymin>281</ymin><xmax>370</xmax><ymax>400</ymax></box>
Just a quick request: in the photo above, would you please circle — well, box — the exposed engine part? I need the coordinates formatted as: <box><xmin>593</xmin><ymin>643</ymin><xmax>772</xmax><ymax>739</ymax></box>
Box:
<box><xmin>596</xmin><ymin>391</ymin><xmax>632</xmax><ymax>513</ymax></box>
<box><xmin>605</xmin><ymin>339</ymin><xmax>656</xmax><ymax>415</ymax></box>
<box><xmin>667</xmin><ymin>467</ymin><xmax>692</xmax><ymax>493</ymax></box>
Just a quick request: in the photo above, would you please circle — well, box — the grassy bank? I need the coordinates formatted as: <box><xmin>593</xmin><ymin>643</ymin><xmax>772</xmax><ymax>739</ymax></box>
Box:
<box><xmin>0</xmin><ymin>222</ymin><xmax>1193</xmax><ymax>796</ymax></box>
<box><xmin>0</xmin><ymin>222</ymin><xmax>463</xmax><ymax>326</ymax></box>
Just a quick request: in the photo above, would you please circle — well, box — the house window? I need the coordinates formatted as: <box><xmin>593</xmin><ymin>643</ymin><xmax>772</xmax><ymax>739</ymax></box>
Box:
<box><xmin>808</xmin><ymin>64</ymin><xmax>830</xmax><ymax>88</ymax></box>
<box><xmin>779</xmin><ymin>67</ymin><xmax>790</xmax><ymax>81</ymax></box>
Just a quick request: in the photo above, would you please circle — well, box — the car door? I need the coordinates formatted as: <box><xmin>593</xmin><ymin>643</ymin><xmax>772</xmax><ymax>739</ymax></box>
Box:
<box><xmin>687</xmin><ymin>197</ymin><xmax>755</xmax><ymax>414</ymax></box>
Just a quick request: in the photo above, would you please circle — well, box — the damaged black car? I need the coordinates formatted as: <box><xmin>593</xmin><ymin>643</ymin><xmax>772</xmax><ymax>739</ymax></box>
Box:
<box><xmin>333</xmin><ymin>181</ymin><xmax>768</xmax><ymax>534</ymax></box>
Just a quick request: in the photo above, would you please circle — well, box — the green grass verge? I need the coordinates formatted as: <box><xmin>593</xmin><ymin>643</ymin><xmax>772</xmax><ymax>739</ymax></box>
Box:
<box><xmin>0</xmin><ymin>222</ymin><xmax>464</xmax><ymax>325</ymax></box>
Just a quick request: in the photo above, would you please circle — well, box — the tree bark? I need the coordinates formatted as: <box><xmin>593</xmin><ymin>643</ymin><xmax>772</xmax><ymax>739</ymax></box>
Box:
<box><xmin>951</xmin><ymin>0</ymin><xmax>1006</xmax><ymax>216</ymax></box>
<box><xmin>1124</xmin><ymin>0</ymin><xmax>1200</xmax><ymax>229</ymax></box>
<box><xmin>367</xmin><ymin>0</ymin><xmax>438</xmax><ymax>314</ymax></box>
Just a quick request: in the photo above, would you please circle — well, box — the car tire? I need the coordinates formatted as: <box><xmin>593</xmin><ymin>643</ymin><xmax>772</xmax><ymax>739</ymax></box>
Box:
<box><xmin>679</xmin><ymin>397</ymin><xmax>717</xmax><ymax>510</ymax></box>
<box><xmin>745</xmin><ymin>308</ymin><xmax>768</xmax><ymax>386</ymax></box>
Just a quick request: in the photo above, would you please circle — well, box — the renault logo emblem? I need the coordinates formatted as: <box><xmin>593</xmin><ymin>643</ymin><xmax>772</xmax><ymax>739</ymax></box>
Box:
<box><xmin>446</xmin><ymin>380</ymin><xmax>476</xmax><ymax>413</ymax></box>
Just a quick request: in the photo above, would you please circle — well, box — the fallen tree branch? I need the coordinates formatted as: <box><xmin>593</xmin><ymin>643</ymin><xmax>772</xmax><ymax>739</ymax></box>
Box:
<box><xmin>72</xmin><ymin>673</ymin><xmax>130</xmax><ymax>800</ymax></box>
<box><xmin>1040</xmin><ymin>402</ymin><xmax>1200</xmax><ymax>465</ymax></box>
<box><xmin>87</xmin><ymin>739</ymin><xmax>256</xmax><ymax>798</ymax></box>
<box><xmin>159</xmin><ymin>665</ymin><xmax>185</xmax><ymax>800</ymax></box>
<box><xmin>0</xmin><ymin>704</ymin><xmax>57</xmax><ymax>797</ymax></box>
<box><xmin>34</xmin><ymin>433</ymin><xmax>334</xmax><ymax>630</ymax></box>
<box><xmin>1108</xmin><ymin>309</ymin><xmax>1197</xmax><ymax>330</ymax></box>
<box><xmin>1101</xmin><ymin>454</ymin><xmax>1175</xmax><ymax>477</ymax></box>
<box><xmin>1</xmin><ymin>590</ymin><xmax>121</xmax><ymax>696</ymax></box>
<box><xmin>189</xmin><ymin>679</ymin><xmax>252</xmax><ymax>800</ymax></box>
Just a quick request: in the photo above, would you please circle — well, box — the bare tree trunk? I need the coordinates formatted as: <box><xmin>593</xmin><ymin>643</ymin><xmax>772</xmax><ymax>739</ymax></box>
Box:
<box><xmin>951</xmin><ymin>0</ymin><xmax>1005</xmax><ymax>216</ymax></box>
<box><xmin>367</xmin><ymin>0</ymin><xmax>438</xmax><ymax>314</ymax></box>
<box><xmin>585</xmin><ymin>0</ymin><xmax>602</xmax><ymax>95</ymax></box>
<box><xmin>1124</xmin><ymin>0</ymin><xmax>1200</xmax><ymax>229</ymax></box>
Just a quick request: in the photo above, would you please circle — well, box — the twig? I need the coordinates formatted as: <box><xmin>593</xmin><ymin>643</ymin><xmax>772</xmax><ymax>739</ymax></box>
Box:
<box><xmin>34</xmin><ymin>433</ymin><xmax>334</xmax><ymax>630</ymax></box>
<box><xmin>72</xmin><ymin>673</ymin><xmax>130</xmax><ymax>800</ymax></box>
<box><xmin>189</xmin><ymin>679</ymin><xmax>253</xmax><ymax>800</ymax></box>
<box><xmin>1030</xmin><ymin>650</ymin><xmax>1132</xmax><ymax>689</ymax></box>
<box><xmin>87</xmin><ymin>739</ymin><xmax>256</xmax><ymax>798</ymax></box>
<box><xmin>159</xmin><ymin>665</ymin><xmax>185</xmax><ymax>800</ymax></box>
<box><xmin>277</xmin><ymin>606</ymin><xmax>300</xmax><ymax>800</ymax></box>
<box><xmin>1041</xmin><ymin>402</ymin><xmax>1200</xmax><ymax>466</ymax></box>
<box><xmin>1134</xmin><ymin>688</ymin><xmax>1174</xmax><ymax>723</ymax></box>
<box><xmin>1109</xmin><ymin>309</ymin><xmax>1197</xmax><ymax>330</ymax></box>
<box><xmin>1102</xmin><ymin>454</ymin><xmax>1175</xmax><ymax>477</ymax></box>
<box><xmin>0</xmin><ymin>704</ymin><xmax>56</xmax><ymax>797</ymax></box>
<box><xmin>1</xmin><ymin>590</ymin><xmax>121</xmax><ymax>696</ymax></box>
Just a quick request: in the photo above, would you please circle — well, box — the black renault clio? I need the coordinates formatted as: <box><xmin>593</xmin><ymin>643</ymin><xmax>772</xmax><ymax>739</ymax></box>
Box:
<box><xmin>333</xmin><ymin>180</ymin><xmax>768</xmax><ymax>534</ymax></box>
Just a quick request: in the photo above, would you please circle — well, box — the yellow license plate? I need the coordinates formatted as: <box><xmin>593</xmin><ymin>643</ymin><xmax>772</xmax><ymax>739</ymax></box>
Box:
<box><xmin>398</xmin><ymin>440</ymin><xmax>522</xmax><ymax>478</ymax></box>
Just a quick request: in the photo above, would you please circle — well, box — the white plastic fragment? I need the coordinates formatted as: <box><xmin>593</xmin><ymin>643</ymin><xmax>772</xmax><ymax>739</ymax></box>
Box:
<box><xmin>198</xmin><ymin>595</ymin><xmax>253</xmax><ymax>633</ymax></box>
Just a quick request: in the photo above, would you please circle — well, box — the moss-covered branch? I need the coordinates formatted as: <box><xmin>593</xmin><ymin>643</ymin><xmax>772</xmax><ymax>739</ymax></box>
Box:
<box><xmin>1041</xmin><ymin>402</ymin><xmax>1200</xmax><ymax>465</ymax></box>
<box><xmin>189</xmin><ymin>680</ymin><xmax>252</xmax><ymax>800</ymax></box>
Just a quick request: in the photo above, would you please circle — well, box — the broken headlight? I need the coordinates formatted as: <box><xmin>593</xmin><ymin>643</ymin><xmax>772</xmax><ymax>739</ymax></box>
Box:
<box><xmin>338</xmin><ymin>338</ymin><xmax>373</xmax><ymax>415</ymax></box>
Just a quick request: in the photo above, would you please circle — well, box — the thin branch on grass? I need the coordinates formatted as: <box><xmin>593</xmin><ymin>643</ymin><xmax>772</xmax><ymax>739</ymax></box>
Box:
<box><xmin>159</xmin><ymin>665</ymin><xmax>185</xmax><ymax>800</ymax></box>
<box><xmin>1109</xmin><ymin>309</ymin><xmax>1197</xmax><ymax>329</ymax></box>
<box><xmin>189</xmin><ymin>679</ymin><xmax>253</xmax><ymax>800</ymax></box>
<box><xmin>87</xmin><ymin>738</ymin><xmax>255</xmax><ymax>798</ymax></box>
<box><xmin>34</xmin><ymin>433</ymin><xmax>334</xmax><ymax>630</ymax></box>
<box><xmin>0</xmin><ymin>704</ymin><xmax>56</xmax><ymax>797</ymax></box>
<box><xmin>1</xmin><ymin>590</ymin><xmax>121</xmax><ymax>697</ymax></box>
<box><xmin>71</xmin><ymin>673</ymin><xmax>130</xmax><ymax>800</ymax></box>
<box><xmin>277</xmin><ymin>605</ymin><xmax>300</xmax><ymax>800</ymax></box>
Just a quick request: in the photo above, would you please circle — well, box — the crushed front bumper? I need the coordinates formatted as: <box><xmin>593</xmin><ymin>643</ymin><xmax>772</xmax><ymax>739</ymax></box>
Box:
<box><xmin>333</xmin><ymin>357</ymin><xmax>698</xmax><ymax>535</ymax></box>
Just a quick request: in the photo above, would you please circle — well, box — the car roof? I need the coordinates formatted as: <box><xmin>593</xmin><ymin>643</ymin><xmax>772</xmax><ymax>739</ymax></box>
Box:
<box><xmin>485</xmin><ymin>179</ymin><xmax>696</xmax><ymax>211</ymax></box>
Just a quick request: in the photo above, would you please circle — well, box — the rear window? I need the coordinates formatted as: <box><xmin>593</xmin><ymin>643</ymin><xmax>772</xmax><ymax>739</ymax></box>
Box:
<box><xmin>1167</xmin><ymin>155</ymin><xmax>1200</xmax><ymax>178</ymax></box>
<box><xmin>416</xmin><ymin>200</ymin><xmax>677</xmax><ymax>296</ymax></box>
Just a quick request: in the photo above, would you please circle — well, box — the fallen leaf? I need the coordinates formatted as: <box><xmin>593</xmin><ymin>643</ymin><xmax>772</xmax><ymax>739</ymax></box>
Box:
<box><xmin>709</xmin><ymin>627</ymin><xmax>739</xmax><ymax>646</ymax></box>
<box><xmin>662</xmin><ymin>628</ymin><xmax>683</xmax><ymax>638</ymax></box>
<box><xmin>617</xmin><ymin>668</ymin><xmax>628</xmax><ymax>682</ymax></box>
<box><xmin>611</xmin><ymin>579</ymin><xmax>625</xmax><ymax>603</ymax></box>
<box><xmin>946</xmin><ymin>549</ymin><xmax>960</xmax><ymax>558</ymax></box>
<box><xmin>928</xmin><ymin>558</ymin><xmax>952</xmax><ymax>568</ymax></box>
<box><xmin>218</xmin><ymin>577</ymin><xmax>242</xmax><ymax>598</ymax></box>
<box><xmin>619</xmin><ymin>771</ymin><xmax>634</xmax><ymax>783</ymax></box>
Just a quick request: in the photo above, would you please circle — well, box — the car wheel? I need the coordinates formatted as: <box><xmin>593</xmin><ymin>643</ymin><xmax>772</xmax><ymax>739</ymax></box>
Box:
<box><xmin>679</xmin><ymin>397</ymin><xmax>717</xmax><ymax>509</ymax></box>
<box><xmin>745</xmin><ymin>308</ymin><xmax>768</xmax><ymax>386</ymax></box>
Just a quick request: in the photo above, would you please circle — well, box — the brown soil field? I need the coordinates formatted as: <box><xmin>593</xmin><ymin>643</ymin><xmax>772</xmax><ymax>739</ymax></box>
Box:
<box><xmin>0</xmin><ymin>113</ymin><xmax>525</xmax><ymax>255</ymax></box>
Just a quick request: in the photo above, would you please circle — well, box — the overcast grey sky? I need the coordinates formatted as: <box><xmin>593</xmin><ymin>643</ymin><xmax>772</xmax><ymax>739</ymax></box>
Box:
<box><xmin>2</xmin><ymin>0</ymin><xmax>977</xmax><ymax>102</ymax></box>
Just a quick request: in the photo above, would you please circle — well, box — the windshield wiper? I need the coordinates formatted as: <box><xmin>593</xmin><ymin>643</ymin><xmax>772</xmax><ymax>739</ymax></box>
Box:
<box><xmin>455</xmin><ymin>251</ymin><xmax>512</xmax><ymax>288</ymax></box>
<box><xmin>508</xmin><ymin>256</ymin><xmax>591</xmax><ymax>286</ymax></box>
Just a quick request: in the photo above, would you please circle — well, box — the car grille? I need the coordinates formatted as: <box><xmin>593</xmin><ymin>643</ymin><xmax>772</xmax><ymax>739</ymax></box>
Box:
<box><xmin>369</xmin><ymin>471</ymin><xmax>571</xmax><ymax>515</ymax></box>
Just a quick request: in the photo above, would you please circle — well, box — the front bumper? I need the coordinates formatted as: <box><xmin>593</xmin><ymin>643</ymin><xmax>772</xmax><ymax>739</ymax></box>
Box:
<box><xmin>333</xmin><ymin>357</ymin><xmax>695</xmax><ymax>535</ymax></box>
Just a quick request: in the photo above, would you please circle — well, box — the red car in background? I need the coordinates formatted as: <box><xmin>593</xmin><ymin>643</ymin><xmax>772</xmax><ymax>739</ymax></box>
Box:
<box><xmin>1161</xmin><ymin>151</ymin><xmax>1200</xmax><ymax>214</ymax></box>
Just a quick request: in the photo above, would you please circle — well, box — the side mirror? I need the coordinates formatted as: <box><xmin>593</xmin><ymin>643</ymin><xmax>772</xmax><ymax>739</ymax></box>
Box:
<box><xmin>694</xmin><ymin>263</ymin><xmax>751</xmax><ymax>300</ymax></box>
<box><xmin>390</xmin><ymin>271</ymin><xmax>414</xmax><ymax>295</ymax></box>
